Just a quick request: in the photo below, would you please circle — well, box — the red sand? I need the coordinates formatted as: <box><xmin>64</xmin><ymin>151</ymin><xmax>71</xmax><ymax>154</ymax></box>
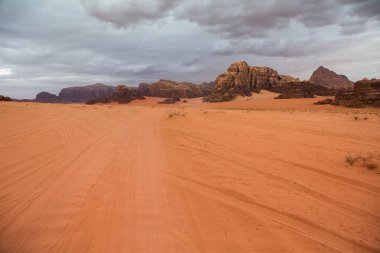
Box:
<box><xmin>1</xmin><ymin>95</ymin><xmax>380</xmax><ymax>252</ymax></box>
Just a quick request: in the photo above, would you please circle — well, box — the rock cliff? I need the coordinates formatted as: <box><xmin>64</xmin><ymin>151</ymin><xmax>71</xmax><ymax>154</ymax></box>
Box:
<box><xmin>35</xmin><ymin>83</ymin><xmax>116</xmax><ymax>103</ymax></box>
<box><xmin>334</xmin><ymin>79</ymin><xmax>380</xmax><ymax>107</ymax></box>
<box><xmin>0</xmin><ymin>95</ymin><xmax>12</xmax><ymax>101</ymax></box>
<box><xmin>205</xmin><ymin>61</ymin><xmax>291</xmax><ymax>102</ymax></box>
<box><xmin>138</xmin><ymin>80</ymin><xmax>213</xmax><ymax>98</ymax></box>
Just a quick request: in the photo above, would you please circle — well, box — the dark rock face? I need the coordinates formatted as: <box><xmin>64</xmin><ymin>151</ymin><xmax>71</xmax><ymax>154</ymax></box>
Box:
<box><xmin>35</xmin><ymin>92</ymin><xmax>60</xmax><ymax>103</ymax></box>
<box><xmin>334</xmin><ymin>79</ymin><xmax>380</xmax><ymax>107</ymax></box>
<box><xmin>275</xmin><ymin>81</ymin><xmax>315</xmax><ymax>99</ymax></box>
<box><xmin>110</xmin><ymin>85</ymin><xmax>145</xmax><ymax>104</ymax></box>
<box><xmin>270</xmin><ymin>81</ymin><xmax>335</xmax><ymax>96</ymax></box>
<box><xmin>309</xmin><ymin>66</ymin><xmax>354</xmax><ymax>89</ymax></box>
<box><xmin>138</xmin><ymin>80</ymin><xmax>213</xmax><ymax>98</ymax></box>
<box><xmin>58</xmin><ymin>83</ymin><xmax>115</xmax><ymax>103</ymax></box>
<box><xmin>35</xmin><ymin>83</ymin><xmax>116</xmax><ymax>103</ymax></box>
<box><xmin>0</xmin><ymin>95</ymin><xmax>12</xmax><ymax>101</ymax></box>
<box><xmin>86</xmin><ymin>85</ymin><xmax>145</xmax><ymax>104</ymax></box>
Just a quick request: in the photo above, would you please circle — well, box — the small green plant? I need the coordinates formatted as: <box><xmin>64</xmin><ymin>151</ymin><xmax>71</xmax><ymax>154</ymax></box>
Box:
<box><xmin>167</xmin><ymin>109</ymin><xmax>187</xmax><ymax>118</ymax></box>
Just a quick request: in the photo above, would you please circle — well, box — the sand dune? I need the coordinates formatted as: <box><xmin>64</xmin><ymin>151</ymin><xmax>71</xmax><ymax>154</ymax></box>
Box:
<box><xmin>0</xmin><ymin>98</ymin><xmax>380</xmax><ymax>252</ymax></box>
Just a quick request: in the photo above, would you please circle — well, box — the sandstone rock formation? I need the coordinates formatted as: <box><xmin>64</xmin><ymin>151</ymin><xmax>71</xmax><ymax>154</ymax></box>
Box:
<box><xmin>35</xmin><ymin>92</ymin><xmax>60</xmax><ymax>103</ymax></box>
<box><xmin>35</xmin><ymin>83</ymin><xmax>116</xmax><ymax>103</ymax></box>
<box><xmin>334</xmin><ymin>79</ymin><xmax>380</xmax><ymax>107</ymax></box>
<box><xmin>58</xmin><ymin>83</ymin><xmax>115</xmax><ymax>103</ymax></box>
<box><xmin>205</xmin><ymin>62</ymin><xmax>310</xmax><ymax>102</ymax></box>
<box><xmin>0</xmin><ymin>95</ymin><xmax>12</xmax><ymax>101</ymax></box>
<box><xmin>279</xmin><ymin>75</ymin><xmax>300</xmax><ymax>83</ymax></box>
<box><xmin>309</xmin><ymin>66</ymin><xmax>354</xmax><ymax>89</ymax></box>
<box><xmin>138</xmin><ymin>80</ymin><xmax>213</xmax><ymax>98</ymax></box>
<box><xmin>205</xmin><ymin>61</ymin><xmax>283</xmax><ymax>102</ymax></box>
<box><xmin>205</xmin><ymin>61</ymin><xmax>347</xmax><ymax>102</ymax></box>
<box><xmin>275</xmin><ymin>81</ymin><xmax>315</xmax><ymax>99</ymax></box>
<box><xmin>86</xmin><ymin>85</ymin><xmax>145</xmax><ymax>104</ymax></box>
<box><xmin>272</xmin><ymin>81</ymin><xmax>336</xmax><ymax>98</ymax></box>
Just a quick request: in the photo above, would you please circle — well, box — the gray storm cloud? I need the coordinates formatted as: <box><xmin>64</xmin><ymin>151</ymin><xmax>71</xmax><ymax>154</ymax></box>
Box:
<box><xmin>0</xmin><ymin>0</ymin><xmax>379</xmax><ymax>98</ymax></box>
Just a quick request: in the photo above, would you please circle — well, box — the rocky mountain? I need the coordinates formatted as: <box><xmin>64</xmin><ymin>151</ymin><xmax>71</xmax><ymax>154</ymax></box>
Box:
<box><xmin>35</xmin><ymin>92</ymin><xmax>60</xmax><ymax>103</ymax></box>
<box><xmin>204</xmin><ymin>61</ymin><xmax>346</xmax><ymax>102</ymax></box>
<box><xmin>138</xmin><ymin>80</ymin><xmax>213</xmax><ymax>98</ymax></box>
<box><xmin>204</xmin><ymin>61</ymin><xmax>302</xmax><ymax>102</ymax></box>
<box><xmin>35</xmin><ymin>83</ymin><xmax>116</xmax><ymax>103</ymax></box>
<box><xmin>334</xmin><ymin>78</ymin><xmax>380</xmax><ymax>107</ymax></box>
<box><xmin>309</xmin><ymin>66</ymin><xmax>354</xmax><ymax>89</ymax></box>
<box><xmin>0</xmin><ymin>95</ymin><xmax>12</xmax><ymax>101</ymax></box>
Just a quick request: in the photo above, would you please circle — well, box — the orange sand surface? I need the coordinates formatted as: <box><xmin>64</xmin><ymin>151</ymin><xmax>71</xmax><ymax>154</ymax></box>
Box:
<box><xmin>1</xmin><ymin>95</ymin><xmax>380</xmax><ymax>253</ymax></box>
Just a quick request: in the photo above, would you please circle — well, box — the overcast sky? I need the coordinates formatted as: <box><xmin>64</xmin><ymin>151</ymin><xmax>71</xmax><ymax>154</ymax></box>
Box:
<box><xmin>0</xmin><ymin>0</ymin><xmax>379</xmax><ymax>99</ymax></box>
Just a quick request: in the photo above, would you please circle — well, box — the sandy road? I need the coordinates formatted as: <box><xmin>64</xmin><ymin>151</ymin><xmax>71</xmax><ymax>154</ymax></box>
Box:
<box><xmin>0</xmin><ymin>101</ymin><xmax>380</xmax><ymax>252</ymax></box>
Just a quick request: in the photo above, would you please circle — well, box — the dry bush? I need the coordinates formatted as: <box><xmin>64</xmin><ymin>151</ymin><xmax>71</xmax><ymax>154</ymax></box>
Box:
<box><xmin>345</xmin><ymin>153</ymin><xmax>379</xmax><ymax>171</ymax></box>
<box><xmin>345</xmin><ymin>154</ymin><xmax>358</xmax><ymax>166</ymax></box>
<box><xmin>167</xmin><ymin>109</ymin><xmax>187</xmax><ymax>118</ymax></box>
<box><xmin>353</xmin><ymin>114</ymin><xmax>369</xmax><ymax>121</ymax></box>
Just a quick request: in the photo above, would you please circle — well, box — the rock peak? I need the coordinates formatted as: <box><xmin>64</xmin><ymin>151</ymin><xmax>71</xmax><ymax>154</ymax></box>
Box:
<box><xmin>310</xmin><ymin>66</ymin><xmax>353</xmax><ymax>89</ymax></box>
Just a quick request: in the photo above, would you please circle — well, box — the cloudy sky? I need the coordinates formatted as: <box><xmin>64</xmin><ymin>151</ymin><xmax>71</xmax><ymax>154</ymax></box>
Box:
<box><xmin>0</xmin><ymin>0</ymin><xmax>379</xmax><ymax>99</ymax></box>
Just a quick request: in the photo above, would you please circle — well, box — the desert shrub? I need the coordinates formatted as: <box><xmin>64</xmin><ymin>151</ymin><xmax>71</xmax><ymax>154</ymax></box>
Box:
<box><xmin>345</xmin><ymin>153</ymin><xmax>379</xmax><ymax>171</ymax></box>
<box><xmin>345</xmin><ymin>154</ymin><xmax>358</xmax><ymax>166</ymax></box>
<box><xmin>353</xmin><ymin>114</ymin><xmax>369</xmax><ymax>121</ymax></box>
<box><xmin>167</xmin><ymin>109</ymin><xmax>187</xmax><ymax>118</ymax></box>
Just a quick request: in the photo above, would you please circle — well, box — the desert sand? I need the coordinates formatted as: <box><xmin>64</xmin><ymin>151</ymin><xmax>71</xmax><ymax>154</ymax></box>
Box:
<box><xmin>1</xmin><ymin>95</ymin><xmax>380</xmax><ymax>253</ymax></box>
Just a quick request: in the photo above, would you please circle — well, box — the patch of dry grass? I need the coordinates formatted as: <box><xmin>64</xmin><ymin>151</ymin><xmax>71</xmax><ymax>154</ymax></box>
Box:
<box><xmin>167</xmin><ymin>109</ymin><xmax>187</xmax><ymax>118</ymax></box>
<box><xmin>345</xmin><ymin>153</ymin><xmax>380</xmax><ymax>171</ymax></box>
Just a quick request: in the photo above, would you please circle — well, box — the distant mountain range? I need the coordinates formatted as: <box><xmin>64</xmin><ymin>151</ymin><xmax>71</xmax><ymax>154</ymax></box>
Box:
<box><xmin>35</xmin><ymin>83</ymin><xmax>116</xmax><ymax>103</ymax></box>
<box><xmin>12</xmin><ymin>63</ymin><xmax>359</xmax><ymax>104</ymax></box>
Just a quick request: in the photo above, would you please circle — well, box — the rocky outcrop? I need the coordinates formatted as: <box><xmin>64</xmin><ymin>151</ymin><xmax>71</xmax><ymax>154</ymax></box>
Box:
<box><xmin>35</xmin><ymin>92</ymin><xmax>60</xmax><ymax>103</ymax></box>
<box><xmin>138</xmin><ymin>80</ymin><xmax>213</xmax><ymax>98</ymax></box>
<box><xmin>35</xmin><ymin>83</ymin><xmax>116</xmax><ymax>103</ymax></box>
<box><xmin>309</xmin><ymin>66</ymin><xmax>354</xmax><ymax>89</ymax></box>
<box><xmin>204</xmin><ymin>61</ymin><xmax>285</xmax><ymax>102</ymax></box>
<box><xmin>0</xmin><ymin>95</ymin><xmax>12</xmax><ymax>101</ymax></box>
<box><xmin>86</xmin><ymin>85</ymin><xmax>145</xmax><ymax>104</ymax></box>
<box><xmin>205</xmin><ymin>61</ymin><xmax>349</xmax><ymax>102</ymax></box>
<box><xmin>334</xmin><ymin>79</ymin><xmax>380</xmax><ymax>107</ymax></box>
<box><xmin>58</xmin><ymin>83</ymin><xmax>115</xmax><ymax>103</ymax></box>
<box><xmin>275</xmin><ymin>81</ymin><xmax>315</xmax><ymax>99</ymax></box>
<box><xmin>279</xmin><ymin>75</ymin><xmax>300</xmax><ymax>83</ymax></box>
